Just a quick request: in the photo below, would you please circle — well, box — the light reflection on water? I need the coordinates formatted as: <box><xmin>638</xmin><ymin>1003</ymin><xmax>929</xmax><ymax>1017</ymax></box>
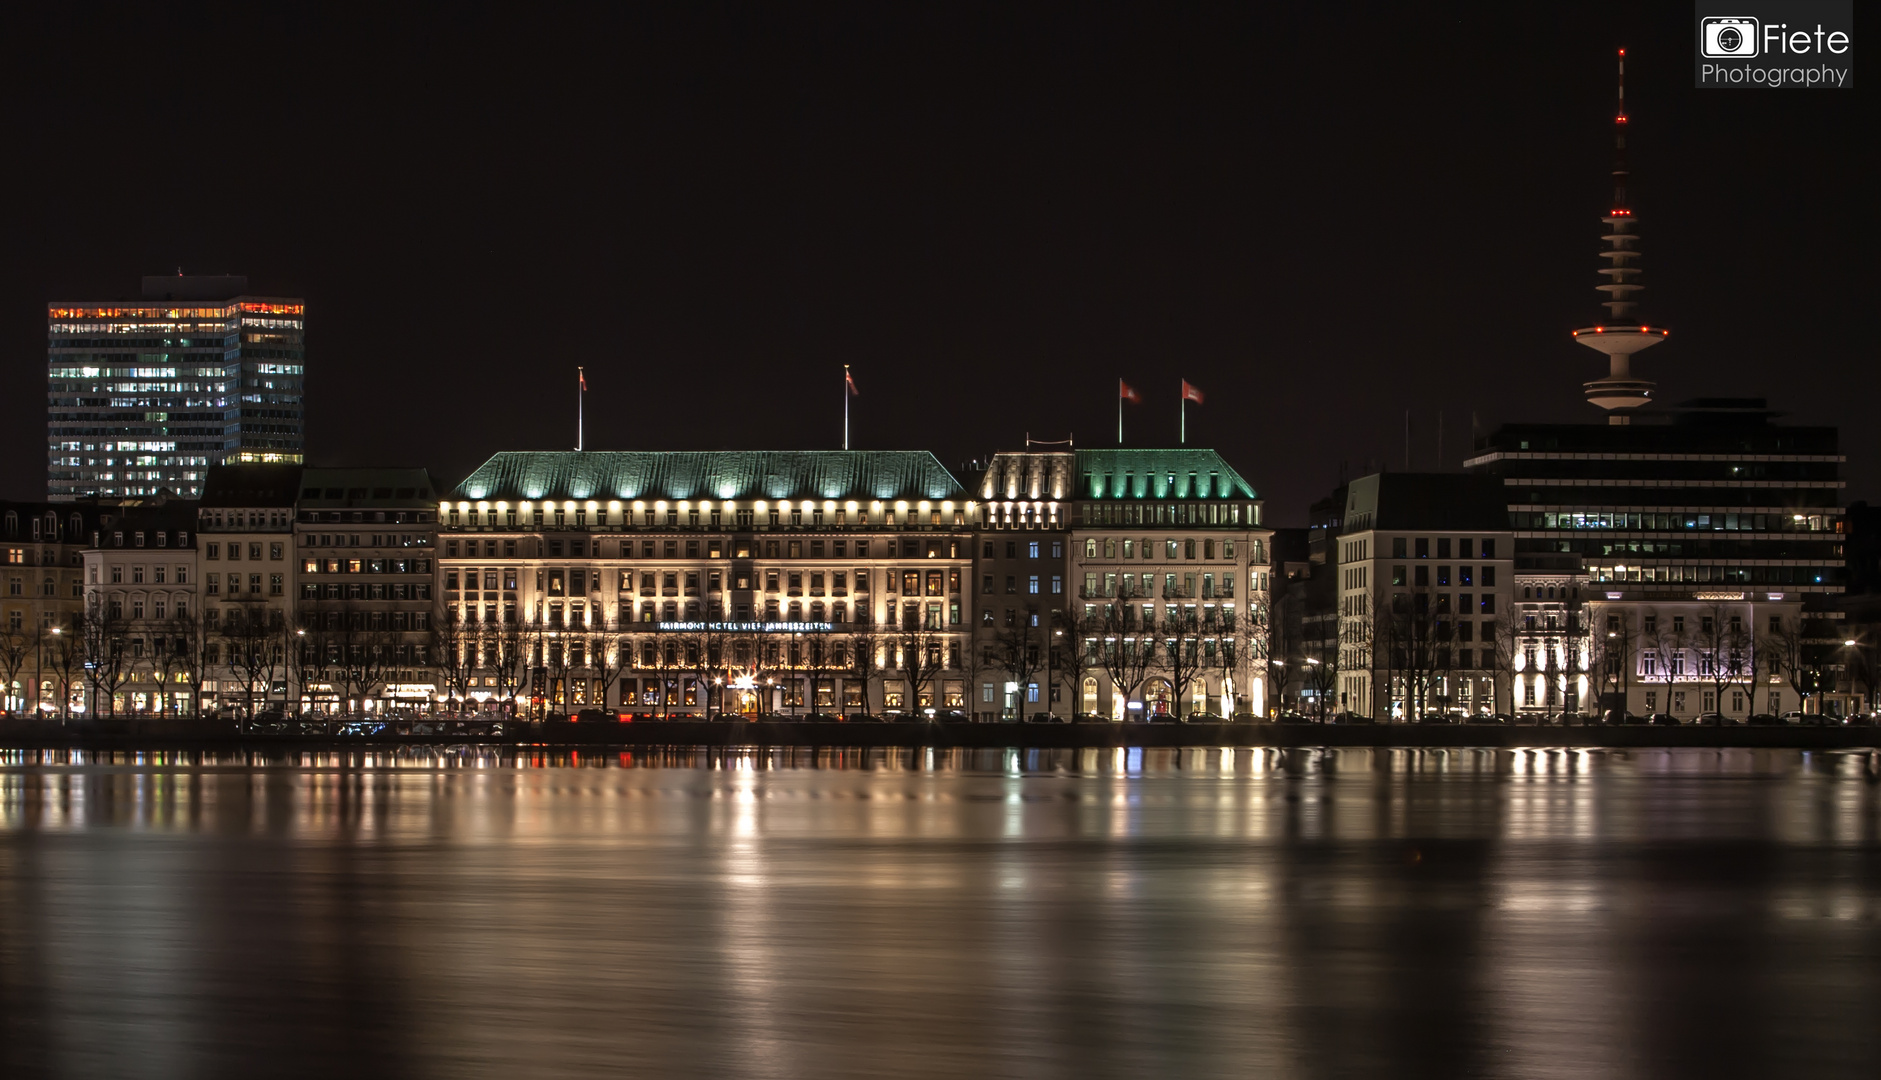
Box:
<box><xmin>2</xmin><ymin>747</ymin><xmax>1881</xmax><ymax>1079</ymax></box>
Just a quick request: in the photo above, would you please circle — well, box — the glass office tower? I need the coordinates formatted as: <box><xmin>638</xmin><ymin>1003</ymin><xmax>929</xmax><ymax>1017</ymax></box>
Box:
<box><xmin>47</xmin><ymin>275</ymin><xmax>305</xmax><ymax>500</ymax></box>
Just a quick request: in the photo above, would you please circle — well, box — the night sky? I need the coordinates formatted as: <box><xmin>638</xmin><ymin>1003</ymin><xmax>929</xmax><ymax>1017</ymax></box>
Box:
<box><xmin>1</xmin><ymin>5</ymin><xmax>1870</xmax><ymax>524</ymax></box>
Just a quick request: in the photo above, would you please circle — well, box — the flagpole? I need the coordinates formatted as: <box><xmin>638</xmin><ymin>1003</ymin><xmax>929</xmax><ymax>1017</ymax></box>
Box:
<box><xmin>1117</xmin><ymin>379</ymin><xmax>1123</xmax><ymax>445</ymax></box>
<box><xmin>843</xmin><ymin>365</ymin><xmax>851</xmax><ymax>450</ymax></box>
<box><xmin>1180</xmin><ymin>390</ymin><xmax>1186</xmax><ymax>445</ymax></box>
<box><xmin>577</xmin><ymin>366</ymin><xmax>585</xmax><ymax>451</ymax></box>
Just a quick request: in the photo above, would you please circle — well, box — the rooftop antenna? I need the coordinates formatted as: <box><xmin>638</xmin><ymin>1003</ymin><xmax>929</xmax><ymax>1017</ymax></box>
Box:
<box><xmin>1575</xmin><ymin>48</ymin><xmax>1668</xmax><ymax>425</ymax></box>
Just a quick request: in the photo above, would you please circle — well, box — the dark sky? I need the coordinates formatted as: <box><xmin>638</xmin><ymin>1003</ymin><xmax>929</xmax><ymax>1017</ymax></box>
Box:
<box><xmin>1</xmin><ymin>4</ymin><xmax>1871</xmax><ymax>524</ymax></box>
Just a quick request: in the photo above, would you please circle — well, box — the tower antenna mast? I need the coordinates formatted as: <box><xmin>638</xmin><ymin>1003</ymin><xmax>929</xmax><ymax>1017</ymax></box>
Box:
<box><xmin>1574</xmin><ymin>48</ymin><xmax>1669</xmax><ymax>425</ymax></box>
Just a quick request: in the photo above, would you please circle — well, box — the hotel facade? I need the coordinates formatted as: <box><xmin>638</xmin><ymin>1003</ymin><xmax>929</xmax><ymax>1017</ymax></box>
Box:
<box><xmin>440</xmin><ymin>451</ymin><xmax>976</xmax><ymax>716</ymax></box>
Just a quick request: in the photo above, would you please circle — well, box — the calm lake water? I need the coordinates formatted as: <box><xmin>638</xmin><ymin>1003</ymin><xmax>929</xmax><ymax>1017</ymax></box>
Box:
<box><xmin>4</xmin><ymin>746</ymin><xmax>1881</xmax><ymax>1079</ymax></box>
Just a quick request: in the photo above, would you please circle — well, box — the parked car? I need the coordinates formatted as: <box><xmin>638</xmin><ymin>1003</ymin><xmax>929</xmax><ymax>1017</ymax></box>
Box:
<box><xmin>1416</xmin><ymin>713</ymin><xmax>1452</xmax><ymax>725</ymax></box>
<box><xmin>1746</xmin><ymin>713</ymin><xmax>1785</xmax><ymax>726</ymax></box>
<box><xmin>1844</xmin><ymin>713</ymin><xmax>1877</xmax><ymax>726</ymax></box>
<box><xmin>1650</xmin><ymin>713</ymin><xmax>1681</xmax><ymax>726</ymax></box>
<box><xmin>1780</xmin><ymin>711</ymin><xmax>1811</xmax><ymax>725</ymax></box>
<box><xmin>1074</xmin><ymin>712</ymin><xmax>1112</xmax><ymax>723</ymax></box>
<box><xmin>1330</xmin><ymin>712</ymin><xmax>1375</xmax><ymax>724</ymax></box>
<box><xmin>1275</xmin><ymin>711</ymin><xmax>1312</xmax><ymax>724</ymax></box>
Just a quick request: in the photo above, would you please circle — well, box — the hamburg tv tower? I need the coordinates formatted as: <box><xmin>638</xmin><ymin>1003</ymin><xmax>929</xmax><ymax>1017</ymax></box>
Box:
<box><xmin>1574</xmin><ymin>49</ymin><xmax>1670</xmax><ymax>424</ymax></box>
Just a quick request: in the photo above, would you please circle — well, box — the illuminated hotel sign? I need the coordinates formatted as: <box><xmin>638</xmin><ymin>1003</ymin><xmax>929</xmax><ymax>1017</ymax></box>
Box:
<box><xmin>655</xmin><ymin>621</ymin><xmax>835</xmax><ymax>633</ymax></box>
<box><xmin>1694</xmin><ymin>592</ymin><xmax>1747</xmax><ymax>601</ymax></box>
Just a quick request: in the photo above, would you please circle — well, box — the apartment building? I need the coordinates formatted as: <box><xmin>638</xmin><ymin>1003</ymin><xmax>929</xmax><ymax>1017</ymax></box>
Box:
<box><xmin>79</xmin><ymin>499</ymin><xmax>199</xmax><ymax>716</ymax></box>
<box><xmin>197</xmin><ymin>464</ymin><xmax>301</xmax><ymax>715</ymax></box>
<box><xmin>1333</xmin><ymin>473</ymin><xmax>1516</xmax><ymax>719</ymax></box>
<box><xmin>0</xmin><ymin>501</ymin><xmax>109</xmax><ymax>716</ymax></box>
<box><xmin>292</xmin><ymin>468</ymin><xmax>440</xmax><ymax>712</ymax></box>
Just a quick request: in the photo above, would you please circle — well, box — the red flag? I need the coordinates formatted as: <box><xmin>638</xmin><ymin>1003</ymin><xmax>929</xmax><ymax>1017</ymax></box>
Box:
<box><xmin>845</xmin><ymin>367</ymin><xmax>859</xmax><ymax>396</ymax></box>
<box><xmin>579</xmin><ymin>367</ymin><xmax>588</xmax><ymax>391</ymax></box>
<box><xmin>1181</xmin><ymin>380</ymin><xmax>1204</xmax><ymax>405</ymax></box>
<box><xmin>1119</xmin><ymin>379</ymin><xmax>1142</xmax><ymax>404</ymax></box>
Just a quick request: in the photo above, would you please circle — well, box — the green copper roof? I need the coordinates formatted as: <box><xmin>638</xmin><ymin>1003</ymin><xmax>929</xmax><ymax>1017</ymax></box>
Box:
<box><xmin>454</xmin><ymin>451</ymin><xmax>966</xmax><ymax>503</ymax></box>
<box><xmin>1074</xmin><ymin>449</ymin><xmax>1258</xmax><ymax>500</ymax></box>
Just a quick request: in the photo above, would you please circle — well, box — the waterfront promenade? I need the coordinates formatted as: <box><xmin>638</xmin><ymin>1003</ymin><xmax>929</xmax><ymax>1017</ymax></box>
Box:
<box><xmin>5</xmin><ymin>718</ymin><xmax>1881</xmax><ymax>751</ymax></box>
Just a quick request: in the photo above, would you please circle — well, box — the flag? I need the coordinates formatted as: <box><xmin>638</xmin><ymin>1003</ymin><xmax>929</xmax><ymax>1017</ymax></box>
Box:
<box><xmin>579</xmin><ymin>367</ymin><xmax>587</xmax><ymax>391</ymax></box>
<box><xmin>1119</xmin><ymin>379</ymin><xmax>1142</xmax><ymax>404</ymax></box>
<box><xmin>1181</xmin><ymin>380</ymin><xmax>1204</xmax><ymax>405</ymax></box>
<box><xmin>845</xmin><ymin>367</ymin><xmax>859</xmax><ymax>396</ymax></box>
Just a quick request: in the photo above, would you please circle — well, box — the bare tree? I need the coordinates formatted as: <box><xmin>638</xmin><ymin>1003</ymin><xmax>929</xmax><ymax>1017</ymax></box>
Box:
<box><xmin>81</xmin><ymin>594</ymin><xmax>132</xmax><ymax>719</ymax></box>
<box><xmin>1160</xmin><ymin>607</ymin><xmax>1209</xmax><ymax>720</ymax></box>
<box><xmin>1053</xmin><ymin>607</ymin><xmax>1101</xmax><ymax>719</ymax></box>
<box><xmin>1691</xmin><ymin>602</ymin><xmax>1733</xmax><ymax>723</ymax></box>
<box><xmin>847</xmin><ymin>628</ymin><xmax>880</xmax><ymax>717</ymax></box>
<box><xmin>893</xmin><ymin>626</ymin><xmax>950</xmax><ymax>716</ymax></box>
<box><xmin>1490</xmin><ymin>607</ymin><xmax>1523</xmax><ymax>719</ymax></box>
<box><xmin>1769</xmin><ymin>614</ymin><xmax>1827</xmax><ymax>715</ymax></box>
<box><xmin>39</xmin><ymin>618</ymin><xmax>85</xmax><ymax>724</ymax></box>
<box><xmin>222</xmin><ymin>602</ymin><xmax>282</xmax><ymax>723</ymax></box>
<box><xmin>586</xmin><ymin>619</ymin><xmax>630</xmax><ymax>715</ymax></box>
<box><xmin>1302</xmin><ymin>627</ymin><xmax>1339</xmax><ymax>723</ymax></box>
<box><xmin>1340</xmin><ymin>598</ymin><xmax>1376</xmax><ymax>719</ymax></box>
<box><xmin>1590</xmin><ymin>605</ymin><xmax>1637</xmax><ymax>717</ymax></box>
<box><xmin>0</xmin><ymin>626</ymin><xmax>31</xmax><ymax>717</ymax></box>
<box><xmin>1094</xmin><ymin>600</ymin><xmax>1158</xmax><ymax>719</ymax></box>
<box><xmin>171</xmin><ymin>608</ymin><xmax>215</xmax><ymax>721</ymax></box>
<box><xmin>1724</xmin><ymin>608</ymin><xmax>1761</xmax><ymax>717</ymax></box>
<box><xmin>433</xmin><ymin>606</ymin><xmax>479</xmax><ymax>707</ymax></box>
<box><xmin>1642</xmin><ymin>608</ymin><xmax>1682</xmax><ymax>716</ymax></box>
<box><xmin>993</xmin><ymin>620</ymin><xmax>1044</xmax><ymax>722</ymax></box>
<box><xmin>485</xmin><ymin>611</ymin><xmax>525</xmax><ymax>714</ymax></box>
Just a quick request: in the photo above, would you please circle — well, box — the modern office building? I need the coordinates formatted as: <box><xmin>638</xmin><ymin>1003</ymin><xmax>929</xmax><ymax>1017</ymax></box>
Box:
<box><xmin>47</xmin><ymin>274</ymin><xmax>306</xmax><ymax>501</ymax></box>
<box><xmin>441</xmin><ymin>450</ymin><xmax>974</xmax><ymax>717</ymax></box>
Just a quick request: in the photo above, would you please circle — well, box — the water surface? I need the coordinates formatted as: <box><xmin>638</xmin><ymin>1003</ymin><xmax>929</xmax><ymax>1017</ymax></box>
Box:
<box><xmin>4</xmin><ymin>746</ymin><xmax>1880</xmax><ymax>1079</ymax></box>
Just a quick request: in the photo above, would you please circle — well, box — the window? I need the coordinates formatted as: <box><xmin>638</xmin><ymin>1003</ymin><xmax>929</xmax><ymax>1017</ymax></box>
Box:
<box><xmin>206</xmin><ymin>543</ymin><xmax>219</xmax><ymax>559</ymax></box>
<box><xmin>1028</xmin><ymin>575</ymin><xmax>1040</xmax><ymax>595</ymax></box>
<box><xmin>1481</xmin><ymin>539</ymin><xmax>1496</xmax><ymax>558</ymax></box>
<box><xmin>1393</xmin><ymin>537</ymin><xmax>1406</xmax><ymax>558</ymax></box>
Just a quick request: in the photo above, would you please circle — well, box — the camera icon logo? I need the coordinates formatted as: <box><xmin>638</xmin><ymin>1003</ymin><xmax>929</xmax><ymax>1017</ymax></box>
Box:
<box><xmin>1701</xmin><ymin>16</ymin><xmax>1761</xmax><ymax>57</ymax></box>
